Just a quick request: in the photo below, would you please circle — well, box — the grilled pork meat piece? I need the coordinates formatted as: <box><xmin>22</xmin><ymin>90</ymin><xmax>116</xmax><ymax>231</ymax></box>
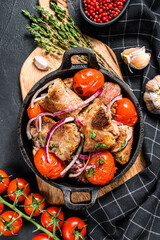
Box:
<box><xmin>38</xmin><ymin>117</ymin><xmax>81</xmax><ymax>161</ymax></box>
<box><xmin>63</xmin><ymin>77</ymin><xmax>73</xmax><ymax>89</ymax></box>
<box><xmin>111</xmin><ymin>126</ymin><xmax>133</xmax><ymax>164</ymax></box>
<box><xmin>30</xmin><ymin>127</ymin><xmax>42</xmax><ymax>156</ymax></box>
<box><xmin>40</xmin><ymin>78</ymin><xmax>83</xmax><ymax>119</ymax></box>
<box><xmin>78</xmin><ymin>98</ymin><xmax>120</xmax><ymax>152</ymax></box>
<box><xmin>99</xmin><ymin>82</ymin><xmax>121</xmax><ymax>105</ymax></box>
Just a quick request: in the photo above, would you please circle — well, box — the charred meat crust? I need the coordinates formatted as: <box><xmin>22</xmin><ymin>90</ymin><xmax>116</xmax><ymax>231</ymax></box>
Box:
<box><xmin>92</xmin><ymin>108</ymin><xmax>110</xmax><ymax>128</ymax></box>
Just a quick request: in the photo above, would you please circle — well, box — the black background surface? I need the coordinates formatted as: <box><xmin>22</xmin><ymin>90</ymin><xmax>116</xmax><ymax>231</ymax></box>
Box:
<box><xmin>0</xmin><ymin>1</ymin><xmax>75</xmax><ymax>239</ymax></box>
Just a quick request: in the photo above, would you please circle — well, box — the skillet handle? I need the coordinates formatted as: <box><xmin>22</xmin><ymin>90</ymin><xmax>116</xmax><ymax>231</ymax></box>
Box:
<box><xmin>62</xmin><ymin>188</ymin><xmax>99</xmax><ymax>210</ymax></box>
<box><xmin>59</xmin><ymin>47</ymin><xmax>99</xmax><ymax>70</ymax></box>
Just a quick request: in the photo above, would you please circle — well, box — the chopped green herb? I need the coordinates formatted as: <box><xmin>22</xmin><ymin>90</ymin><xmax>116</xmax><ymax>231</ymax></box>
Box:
<box><xmin>118</xmin><ymin>139</ymin><xmax>126</xmax><ymax>152</ymax></box>
<box><xmin>89</xmin><ymin>101</ymin><xmax>93</xmax><ymax>105</ymax></box>
<box><xmin>41</xmin><ymin>135</ymin><xmax>46</xmax><ymax>144</ymax></box>
<box><xmin>88</xmin><ymin>107</ymin><xmax>93</xmax><ymax>113</ymax></box>
<box><xmin>40</xmin><ymin>161</ymin><xmax>43</xmax><ymax>165</ymax></box>
<box><xmin>73</xmin><ymin>130</ymin><xmax>76</xmax><ymax>133</ymax></box>
<box><xmin>115</xmin><ymin>155</ymin><xmax>123</xmax><ymax>161</ymax></box>
<box><xmin>86</xmin><ymin>167</ymin><xmax>95</xmax><ymax>178</ymax></box>
<box><xmin>38</xmin><ymin>103</ymin><xmax>40</xmax><ymax>106</ymax></box>
<box><xmin>99</xmin><ymin>159</ymin><xmax>104</xmax><ymax>164</ymax></box>
<box><xmin>60</xmin><ymin>153</ymin><xmax>63</xmax><ymax>155</ymax></box>
<box><xmin>107</xmin><ymin>117</ymin><xmax>109</xmax><ymax>120</ymax></box>
<box><xmin>103</xmin><ymin>83</ymin><xmax>105</xmax><ymax>88</ymax></box>
<box><xmin>93</xmin><ymin>121</ymin><xmax>101</xmax><ymax>125</ymax></box>
<box><xmin>89</xmin><ymin>131</ymin><xmax>96</xmax><ymax>139</ymax></box>
<box><xmin>49</xmin><ymin>144</ymin><xmax>59</xmax><ymax>150</ymax></box>
<box><xmin>31</xmin><ymin>135</ymin><xmax>33</xmax><ymax>139</ymax></box>
<box><xmin>46</xmin><ymin>176</ymin><xmax>48</xmax><ymax>180</ymax></box>
<box><xmin>94</xmin><ymin>144</ymin><xmax>107</xmax><ymax>149</ymax></box>
<box><xmin>45</xmin><ymin>96</ymin><xmax>49</xmax><ymax>100</ymax></box>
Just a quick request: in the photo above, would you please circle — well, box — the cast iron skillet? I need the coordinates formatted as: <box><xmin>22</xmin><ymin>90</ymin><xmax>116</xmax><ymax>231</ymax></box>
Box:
<box><xmin>18</xmin><ymin>47</ymin><xmax>144</xmax><ymax>210</ymax></box>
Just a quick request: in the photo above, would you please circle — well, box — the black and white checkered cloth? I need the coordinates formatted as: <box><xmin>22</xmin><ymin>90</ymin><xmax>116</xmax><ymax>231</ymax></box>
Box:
<box><xmin>67</xmin><ymin>0</ymin><xmax>160</xmax><ymax>239</ymax></box>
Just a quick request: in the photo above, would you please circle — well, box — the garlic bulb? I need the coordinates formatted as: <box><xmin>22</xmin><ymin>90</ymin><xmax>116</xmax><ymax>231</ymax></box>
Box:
<box><xmin>33</xmin><ymin>56</ymin><xmax>52</xmax><ymax>71</ymax></box>
<box><xmin>121</xmin><ymin>46</ymin><xmax>151</xmax><ymax>72</ymax></box>
<box><xmin>143</xmin><ymin>75</ymin><xmax>160</xmax><ymax>114</ymax></box>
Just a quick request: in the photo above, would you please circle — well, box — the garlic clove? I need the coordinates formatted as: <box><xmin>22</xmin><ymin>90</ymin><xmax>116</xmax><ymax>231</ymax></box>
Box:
<box><xmin>143</xmin><ymin>75</ymin><xmax>160</xmax><ymax>114</ymax></box>
<box><xmin>33</xmin><ymin>56</ymin><xmax>52</xmax><ymax>71</ymax></box>
<box><xmin>121</xmin><ymin>46</ymin><xmax>151</xmax><ymax>71</ymax></box>
<box><xmin>130</xmin><ymin>53</ymin><xmax>151</xmax><ymax>70</ymax></box>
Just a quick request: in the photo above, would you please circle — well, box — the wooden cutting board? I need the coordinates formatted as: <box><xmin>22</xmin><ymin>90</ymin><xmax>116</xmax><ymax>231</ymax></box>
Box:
<box><xmin>20</xmin><ymin>0</ymin><xmax>146</xmax><ymax>205</ymax></box>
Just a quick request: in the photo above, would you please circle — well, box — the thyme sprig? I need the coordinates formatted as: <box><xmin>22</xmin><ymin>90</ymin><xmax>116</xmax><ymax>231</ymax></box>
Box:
<box><xmin>22</xmin><ymin>3</ymin><xmax>118</xmax><ymax>77</ymax></box>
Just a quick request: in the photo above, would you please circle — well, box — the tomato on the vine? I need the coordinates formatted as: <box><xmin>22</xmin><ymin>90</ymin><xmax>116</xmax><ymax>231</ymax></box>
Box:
<box><xmin>73</xmin><ymin>68</ymin><xmax>104</xmax><ymax>97</ymax></box>
<box><xmin>85</xmin><ymin>150</ymin><xmax>116</xmax><ymax>185</ymax></box>
<box><xmin>24</xmin><ymin>193</ymin><xmax>45</xmax><ymax>217</ymax></box>
<box><xmin>114</xmin><ymin>98</ymin><xmax>138</xmax><ymax>127</ymax></box>
<box><xmin>34</xmin><ymin>148</ymin><xmax>65</xmax><ymax>179</ymax></box>
<box><xmin>0</xmin><ymin>203</ymin><xmax>4</xmax><ymax>214</ymax></box>
<box><xmin>62</xmin><ymin>217</ymin><xmax>86</xmax><ymax>240</ymax></box>
<box><xmin>0</xmin><ymin>170</ymin><xmax>9</xmax><ymax>193</ymax></box>
<box><xmin>27</xmin><ymin>100</ymin><xmax>45</xmax><ymax>119</ymax></box>
<box><xmin>41</xmin><ymin>206</ymin><xmax>64</xmax><ymax>232</ymax></box>
<box><xmin>7</xmin><ymin>178</ymin><xmax>30</xmax><ymax>203</ymax></box>
<box><xmin>32</xmin><ymin>233</ymin><xmax>54</xmax><ymax>240</ymax></box>
<box><xmin>0</xmin><ymin>211</ymin><xmax>23</xmax><ymax>236</ymax></box>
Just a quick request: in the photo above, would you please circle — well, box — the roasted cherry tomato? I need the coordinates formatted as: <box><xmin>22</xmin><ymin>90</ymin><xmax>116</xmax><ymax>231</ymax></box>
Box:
<box><xmin>24</xmin><ymin>193</ymin><xmax>45</xmax><ymax>217</ymax></box>
<box><xmin>32</xmin><ymin>233</ymin><xmax>54</xmax><ymax>240</ymax></box>
<box><xmin>114</xmin><ymin>98</ymin><xmax>138</xmax><ymax>127</ymax></box>
<box><xmin>0</xmin><ymin>170</ymin><xmax>9</xmax><ymax>193</ymax></box>
<box><xmin>85</xmin><ymin>150</ymin><xmax>116</xmax><ymax>185</ymax></box>
<box><xmin>27</xmin><ymin>100</ymin><xmax>45</xmax><ymax>119</ymax></box>
<box><xmin>34</xmin><ymin>148</ymin><xmax>65</xmax><ymax>179</ymax></box>
<box><xmin>41</xmin><ymin>206</ymin><xmax>64</xmax><ymax>232</ymax></box>
<box><xmin>7</xmin><ymin>178</ymin><xmax>30</xmax><ymax>203</ymax></box>
<box><xmin>62</xmin><ymin>217</ymin><xmax>86</xmax><ymax>240</ymax></box>
<box><xmin>0</xmin><ymin>203</ymin><xmax>4</xmax><ymax>214</ymax></box>
<box><xmin>73</xmin><ymin>68</ymin><xmax>104</xmax><ymax>97</ymax></box>
<box><xmin>0</xmin><ymin>211</ymin><xmax>23</xmax><ymax>236</ymax></box>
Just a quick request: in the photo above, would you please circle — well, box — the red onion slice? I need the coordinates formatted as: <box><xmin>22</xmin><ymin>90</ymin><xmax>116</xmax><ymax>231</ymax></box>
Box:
<box><xmin>44</xmin><ymin>116</ymin><xmax>74</xmax><ymax>163</ymax></box>
<box><xmin>85</xmin><ymin>165</ymin><xmax>96</xmax><ymax>171</ymax></box>
<box><xmin>26</xmin><ymin>117</ymin><xmax>37</xmax><ymax>139</ymax></box>
<box><xmin>33</xmin><ymin>95</ymin><xmax>46</xmax><ymax>103</ymax></box>
<box><xmin>107</xmin><ymin>95</ymin><xmax>122</xmax><ymax>113</ymax></box>
<box><xmin>76</xmin><ymin>115</ymin><xmax>83</xmax><ymax>127</ymax></box>
<box><xmin>79</xmin><ymin>154</ymin><xmax>89</xmax><ymax>160</ymax></box>
<box><xmin>35</xmin><ymin>117</ymin><xmax>39</xmax><ymax>132</ymax></box>
<box><xmin>52</xmin><ymin>88</ymin><xmax>103</xmax><ymax>117</ymax></box>
<box><xmin>38</xmin><ymin>116</ymin><xmax>42</xmax><ymax>132</ymax></box>
<box><xmin>60</xmin><ymin>134</ymin><xmax>84</xmax><ymax>176</ymax></box>
<box><xmin>31</xmin><ymin>80</ymin><xmax>56</xmax><ymax>108</ymax></box>
<box><xmin>112</xmin><ymin>120</ymin><xmax>123</xmax><ymax>125</ymax></box>
<box><xmin>69</xmin><ymin>154</ymin><xmax>91</xmax><ymax>178</ymax></box>
<box><xmin>111</xmin><ymin>127</ymin><xmax>133</xmax><ymax>153</ymax></box>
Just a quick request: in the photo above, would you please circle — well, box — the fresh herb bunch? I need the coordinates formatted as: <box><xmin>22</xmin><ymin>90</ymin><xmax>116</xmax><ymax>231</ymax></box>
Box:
<box><xmin>22</xmin><ymin>2</ymin><xmax>118</xmax><ymax>76</ymax></box>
